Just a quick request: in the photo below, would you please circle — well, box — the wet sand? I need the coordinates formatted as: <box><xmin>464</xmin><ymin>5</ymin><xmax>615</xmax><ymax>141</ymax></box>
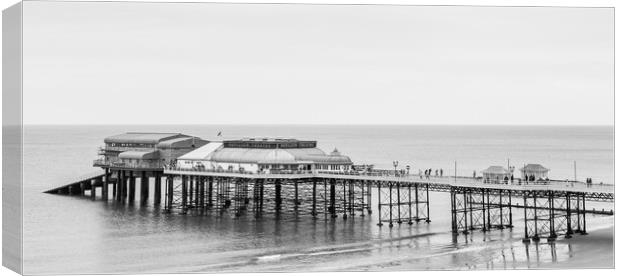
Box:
<box><xmin>536</xmin><ymin>226</ymin><xmax>614</xmax><ymax>269</ymax></box>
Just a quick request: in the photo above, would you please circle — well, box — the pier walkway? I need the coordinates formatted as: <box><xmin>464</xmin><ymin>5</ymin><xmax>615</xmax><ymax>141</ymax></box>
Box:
<box><xmin>163</xmin><ymin>169</ymin><xmax>614</xmax><ymax>201</ymax></box>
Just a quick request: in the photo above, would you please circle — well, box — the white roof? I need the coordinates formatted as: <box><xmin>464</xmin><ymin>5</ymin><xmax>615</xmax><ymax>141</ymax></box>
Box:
<box><xmin>178</xmin><ymin>142</ymin><xmax>223</xmax><ymax>160</ymax></box>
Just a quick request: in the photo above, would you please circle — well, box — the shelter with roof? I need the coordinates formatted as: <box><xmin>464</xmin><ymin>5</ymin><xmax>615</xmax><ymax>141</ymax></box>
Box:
<box><xmin>481</xmin><ymin>166</ymin><xmax>511</xmax><ymax>184</ymax></box>
<box><xmin>95</xmin><ymin>132</ymin><xmax>208</xmax><ymax>169</ymax></box>
<box><xmin>520</xmin><ymin>164</ymin><xmax>549</xmax><ymax>181</ymax></box>
<box><xmin>176</xmin><ymin>138</ymin><xmax>353</xmax><ymax>173</ymax></box>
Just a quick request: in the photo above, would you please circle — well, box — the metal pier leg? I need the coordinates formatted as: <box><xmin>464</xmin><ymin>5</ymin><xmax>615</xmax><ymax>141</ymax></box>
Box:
<box><xmin>342</xmin><ymin>180</ymin><xmax>348</xmax><ymax>220</ymax></box>
<box><xmin>111</xmin><ymin>170</ymin><xmax>117</xmax><ymax>199</ymax></box>
<box><xmin>481</xmin><ymin>189</ymin><xmax>487</xmax><ymax>232</ymax></box>
<box><xmin>195</xmin><ymin>177</ymin><xmax>201</xmax><ymax>208</ymax></box>
<box><xmin>376</xmin><ymin>181</ymin><xmax>382</xmax><ymax>226</ymax></box>
<box><xmin>532</xmin><ymin>192</ymin><xmax>539</xmax><ymax>242</ymax></box>
<box><xmin>522</xmin><ymin>192</ymin><xmax>530</xmax><ymax>242</ymax></box>
<box><xmin>128</xmin><ymin>171</ymin><xmax>136</xmax><ymax>203</ymax></box>
<box><xmin>508</xmin><ymin>190</ymin><xmax>513</xmax><ymax>227</ymax></box>
<box><xmin>294</xmin><ymin>181</ymin><xmax>299</xmax><ymax>206</ymax></box>
<box><xmin>330</xmin><ymin>179</ymin><xmax>337</xmax><ymax>218</ymax></box>
<box><xmin>166</xmin><ymin>176</ymin><xmax>174</xmax><ymax>211</ymax></box>
<box><xmin>199</xmin><ymin>177</ymin><xmax>205</xmax><ymax>211</ymax></box>
<box><xmin>425</xmin><ymin>184</ymin><xmax>431</xmax><ymax>222</ymax></box>
<box><xmin>102</xmin><ymin>169</ymin><xmax>109</xmax><ymax>200</ymax></box>
<box><xmin>388</xmin><ymin>182</ymin><xmax>393</xmax><ymax>227</ymax></box>
<box><xmin>581</xmin><ymin>193</ymin><xmax>588</xmax><ymax>235</ymax></box>
<box><xmin>259</xmin><ymin>180</ymin><xmax>264</xmax><ymax>215</ymax></box>
<box><xmin>324</xmin><ymin>179</ymin><xmax>328</xmax><ymax>220</ymax></box>
<box><xmin>181</xmin><ymin>175</ymin><xmax>188</xmax><ymax>214</ymax></box>
<box><xmin>499</xmin><ymin>190</ymin><xmax>504</xmax><ymax>229</ymax></box>
<box><xmin>312</xmin><ymin>179</ymin><xmax>317</xmax><ymax>217</ymax></box>
<box><xmin>450</xmin><ymin>188</ymin><xmax>457</xmax><ymax>233</ymax></box>
<box><xmin>548</xmin><ymin>192</ymin><xmax>557</xmax><ymax>241</ymax></box>
<box><xmin>367</xmin><ymin>181</ymin><xmax>372</xmax><ymax>214</ymax></box>
<box><xmin>415</xmin><ymin>184</ymin><xmax>420</xmax><ymax>222</ymax></box>
<box><xmin>396</xmin><ymin>182</ymin><xmax>402</xmax><ymax>224</ymax></box>
<box><xmin>89</xmin><ymin>180</ymin><xmax>96</xmax><ymax>200</ymax></box>
<box><xmin>208</xmin><ymin>177</ymin><xmax>213</xmax><ymax>208</ymax></box>
<box><xmin>154</xmin><ymin>173</ymin><xmax>162</xmax><ymax>205</ymax></box>
<box><xmin>140</xmin><ymin>171</ymin><xmax>149</xmax><ymax>205</ymax></box>
<box><xmin>463</xmin><ymin>191</ymin><xmax>469</xmax><ymax>234</ymax></box>
<box><xmin>565</xmin><ymin>193</ymin><xmax>573</xmax><ymax>238</ymax></box>
<box><xmin>360</xmin><ymin>180</ymin><xmax>366</xmax><ymax>217</ymax></box>
<box><xmin>121</xmin><ymin>170</ymin><xmax>128</xmax><ymax>201</ymax></box>
<box><xmin>275</xmin><ymin>179</ymin><xmax>282</xmax><ymax>213</ymax></box>
<box><xmin>407</xmin><ymin>184</ymin><xmax>413</xmax><ymax>224</ymax></box>
<box><xmin>188</xmin><ymin>176</ymin><xmax>194</xmax><ymax>208</ymax></box>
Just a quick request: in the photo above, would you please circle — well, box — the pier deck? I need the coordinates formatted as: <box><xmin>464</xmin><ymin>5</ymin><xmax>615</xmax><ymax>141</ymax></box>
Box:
<box><xmin>163</xmin><ymin>169</ymin><xmax>614</xmax><ymax>201</ymax></box>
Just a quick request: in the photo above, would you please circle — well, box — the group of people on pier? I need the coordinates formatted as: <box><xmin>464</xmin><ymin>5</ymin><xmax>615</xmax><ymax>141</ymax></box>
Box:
<box><xmin>418</xmin><ymin>168</ymin><xmax>444</xmax><ymax>179</ymax></box>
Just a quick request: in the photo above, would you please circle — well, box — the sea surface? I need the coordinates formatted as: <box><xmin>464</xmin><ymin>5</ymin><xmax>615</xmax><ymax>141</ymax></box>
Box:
<box><xmin>22</xmin><ymin>125</ymin><xmax>614</xmax><ymax>274</ymax></box>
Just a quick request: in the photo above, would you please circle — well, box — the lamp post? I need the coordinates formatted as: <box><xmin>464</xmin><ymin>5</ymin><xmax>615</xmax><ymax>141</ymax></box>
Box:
<box><xmin>393</xmin><ymin>161</ymin><xmax>399</xmax><ymax>176</ymax></box>
<box><xmin>406</xmin><ymin>164</ymin><xmax>410</xmax><ymax>175</ymax></box>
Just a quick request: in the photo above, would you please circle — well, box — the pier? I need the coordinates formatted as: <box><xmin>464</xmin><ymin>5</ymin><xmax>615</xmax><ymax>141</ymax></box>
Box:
<box><xmin>44</xmin><ymin>132</ymin><xmax>614</xmax><ymax>243</ymax></box>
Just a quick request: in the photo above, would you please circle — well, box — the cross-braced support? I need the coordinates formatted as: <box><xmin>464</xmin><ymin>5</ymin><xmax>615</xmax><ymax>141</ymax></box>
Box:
<box><xmin>450</xmin><ymin>187</ymin><xmax>512</xmax><ymax>234</ymax></box>
<box><xmin>378</xmin><ymin>181</ymin><xmax>430</xmax><ymax>227</ymax></box>
<box><xmin>523</xmin><ymin>191</ymin><xmax>587</xmax><ymax>242</ymax></box>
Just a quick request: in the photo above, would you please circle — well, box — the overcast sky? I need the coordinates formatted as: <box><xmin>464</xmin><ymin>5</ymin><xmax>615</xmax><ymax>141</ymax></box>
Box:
<box><xmin>23</xmin><ymin>1</ymin><xmax>613</xmax><ymax>125</ymax></box>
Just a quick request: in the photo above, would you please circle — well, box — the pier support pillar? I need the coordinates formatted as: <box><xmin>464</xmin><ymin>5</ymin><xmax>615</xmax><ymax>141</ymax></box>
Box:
<box><xmin>329</xmin><ymin>179</ymin><xmax>337</xmax><ymax>218</ymax></box>
<box><xmin>207</xmin><ymin>177</ymin><xmax>214</xmax><ymax>208</ymax></box>
<box><xmin>120</xmin><ymin>170</ymin><xmax>127</xmax><ymax>202</ymax></box>
<box><xmin>199</xmin><ymin>177</ymin><xmax>205</xmax><ymax>211</ymax></box>
<box><xmin>140</xmin><ymin>171</ymin><xmax>149</xmax><ymax>205</ymax></box>
<box><xmin>102</xmin><ymin>169</ymin><xmax>109</xmax><ymax>201</ymax></box>
<box><xmin>128</xmin><ymin>171</ymin><xmax>136</xmax><ymax>203</ymax></box>
<box><xmin>181</xmin><ymin>175</ymin><xmax>188</xmax><ymax>213</ymax></box>
<box><xmin>90</xmin><ymin>179</ymin><xmax>96</xmax><ymax>200</ymax></box>
<box><xmin>112</xmin><ymin>170</ymin><xmax>117</xmax><ymax>199</ymax></box>
<box><xmin>275</xmin><ymin>179</ymin><xmax>282</xmax><ymax>212</ymax></box>
<box><xmin>311</xmin><ymin>179</ymin><xmax>317</xmax><ymax>217</ymax></box>
<box><xmin>154</xmin><ymin>173</ymin><xmax>162</xmax><ymax>205</ymax></box>
<box><xmin>166</xmin><ymin>176</ymin><xmax>174</xmax><ymax>211</ymax></box>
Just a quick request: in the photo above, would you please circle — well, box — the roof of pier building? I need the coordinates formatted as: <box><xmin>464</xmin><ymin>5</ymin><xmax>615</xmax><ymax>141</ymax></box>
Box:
<box><xmin>178</xmin><ymin>139</ymin><xmax>353</xmax><ymax>165</ymax></box>
<box><xmin>104</xmin><ymin>132</ymin><xmax>208</xmax><ymax>148</ymax></box>
<box><xmin>481</xmin><ymin>166</ymin><xmax>511</xmax><ymax>175</ymax></box>
<box><xmin>520</xmin><ymin>164</ymin><xmax>549</xmax><ymax>173</ymax></box>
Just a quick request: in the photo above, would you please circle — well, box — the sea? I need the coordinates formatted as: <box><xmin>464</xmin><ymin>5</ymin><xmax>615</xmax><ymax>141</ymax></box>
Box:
<box><xmin>21</xmin><ymin>125</ymin><xmax>614</xmax><ymax>274</ymax></box>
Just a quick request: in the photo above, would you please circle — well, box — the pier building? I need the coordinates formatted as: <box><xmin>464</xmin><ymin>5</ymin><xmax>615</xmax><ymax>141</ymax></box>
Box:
<box><xmin>94</xmin><ymin>132</ymin><xmax>208</xmax><ymax>169</ymax></box>
<box><xmin>481</xmin><ymin>166</ymin><xmax>511</xmax><ymax>183</ymax></box>
<box><xmin>175</xmin><ymin>138</ymin><xmax>353</xmax><ymax>174</ymax></box>
<box><xmin>520</xmin><ymin>163</ymin><xmax>550</xmax><ymax>181</ymax></box>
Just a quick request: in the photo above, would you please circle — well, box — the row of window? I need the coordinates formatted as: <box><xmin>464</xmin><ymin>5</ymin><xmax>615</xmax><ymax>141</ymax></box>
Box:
<box><xmin>107</xmin><ymin>143</ymin><xmax>155</xmax><ymax>148</ymax></box>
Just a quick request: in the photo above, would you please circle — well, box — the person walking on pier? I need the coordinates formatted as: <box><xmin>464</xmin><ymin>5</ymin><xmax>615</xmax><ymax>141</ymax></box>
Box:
<box><xmin>419</xmin><ymin>169</ymin><xmax>423</xmax><ymax>179</ymax></box>
<box><xmin>435</xmin><ymin>169</ymin><xmax>438</xmax><ymax>177</ymax></box>
<box><xmin>440</xmin><ymin>169</ymin><xmax>443</xmax><ymax>177</ymax></box>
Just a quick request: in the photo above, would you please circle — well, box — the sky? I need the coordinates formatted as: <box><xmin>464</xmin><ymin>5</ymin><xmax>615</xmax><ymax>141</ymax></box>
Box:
<box><xmin>22</xmin><ymin>1</ymin><xmax>614</xmax><ymax>125</ymax></box>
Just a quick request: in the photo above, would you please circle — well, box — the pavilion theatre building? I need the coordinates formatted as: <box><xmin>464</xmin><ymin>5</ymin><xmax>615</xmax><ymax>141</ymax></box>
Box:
<box><xmin>175</xmin><ymin>138</ymin><xmax>353</xmax><ymax>174</ymax></box>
